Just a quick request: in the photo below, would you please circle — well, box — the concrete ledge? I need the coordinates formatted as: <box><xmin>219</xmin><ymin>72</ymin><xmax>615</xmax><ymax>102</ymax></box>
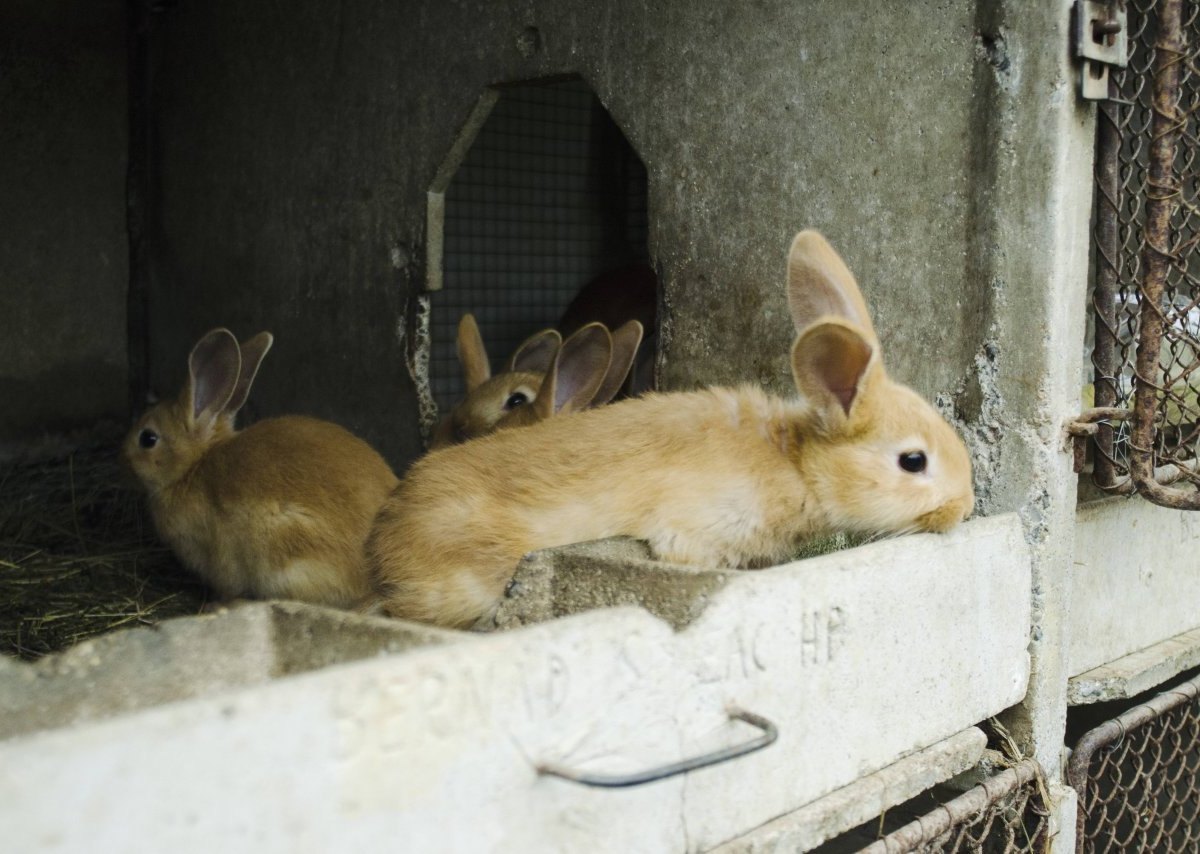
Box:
<box><xmin>489</xmin><ymin>537</ymin><xmax>734</xmax><ymax>631</ymax></box>
<box><xmin>707</xmin><ymin>728</ymin><xmax>987</xmax><ymax>853</ymax></box>
<box><xmin>0</xmin><ymin>601</ymin><xmax>459</xmax><ymax>740</ymax></box>
<box><xmin>0</xmin><ymin>514</ymin><xmax>1030</xmax><ymax>852</ymax></box>
<box><xmin>1071</xmin><ymin>498</ymin><xmax>1200</xmax><ymax>675</ymax></box>
<box><xmin>1068</xmin><ymin>626</ymin><xmax>1200</xmax><ymax>705</ymax></box>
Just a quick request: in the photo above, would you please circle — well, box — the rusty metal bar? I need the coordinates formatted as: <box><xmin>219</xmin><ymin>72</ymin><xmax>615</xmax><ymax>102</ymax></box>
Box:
<box><xmin>1130</xmin><ymin>0</ymin><xmax>1200</xmax><ymax>508</ymax></box>
<box><xmin>1092</xmin><ymin>95</ymin><xmax>1126</xmax><ymax>490</ymax></box>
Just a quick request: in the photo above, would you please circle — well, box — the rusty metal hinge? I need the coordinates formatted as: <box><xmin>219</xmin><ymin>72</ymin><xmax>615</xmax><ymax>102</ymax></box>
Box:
<box><xmin>1073</xmin><ymin>1</ymin><xmax>1128</xmax><ymax>100</ymax></box>
<box><xmin>1067</xmin><ymin>407</ymin><xmax>1131</xmax><ymax>475</ymax></box>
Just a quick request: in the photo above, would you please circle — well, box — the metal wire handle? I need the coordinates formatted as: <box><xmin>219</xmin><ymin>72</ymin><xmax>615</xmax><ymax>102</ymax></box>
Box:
<box><xmin>537</xmin><ymin>708</ymin><xmax>778</xmax><ymax>788</ymax></box>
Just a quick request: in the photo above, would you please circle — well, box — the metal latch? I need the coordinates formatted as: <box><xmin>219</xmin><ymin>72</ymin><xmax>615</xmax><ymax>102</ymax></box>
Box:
<box><xmin>1073</xmin><ymin>1</ymin><xmax>1128</xmax><ymax>100</ymax></box>
<box><xmin>1066</xmin><ymin>407</ymin><xmax>1131</xmax><ymax>474</ymax></box>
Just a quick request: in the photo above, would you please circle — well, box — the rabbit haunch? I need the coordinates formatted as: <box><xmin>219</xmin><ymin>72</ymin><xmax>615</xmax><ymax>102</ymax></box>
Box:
<box><xmin>368</xmin><ymin>231</ymin><xmax>975</xmax><ymax>629</ymax></box>
<box><xmin>123</xmin><ymin>328</ymin><xmax>398</xmax><ymax>608</ymax></box>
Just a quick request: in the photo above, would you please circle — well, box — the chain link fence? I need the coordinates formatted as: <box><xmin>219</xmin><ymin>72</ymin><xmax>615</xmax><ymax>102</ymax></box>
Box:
<box><xmin>1067</xmin><ymin>673</ymin><xmax>1200</xmax><ymax>852</ymax></box>
<box><xmin>847</xmin><ymin>760</ymin><xmax>1050</xmax><ymax>854</ymax></box>
<box><xmin>1086</xmin><ymin>0</ymin><xmax>1200</xmax><ymax>507</ymax></box>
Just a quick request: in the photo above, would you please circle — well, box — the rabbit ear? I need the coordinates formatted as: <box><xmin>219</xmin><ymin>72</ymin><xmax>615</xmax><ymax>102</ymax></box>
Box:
<box><xmin>185</xmin><ymin>329</ymin><xmax>242</xmax><ymax>427</ymax></box>
<box><xmin>222</xmin><ymin>332</ymin><xmax>274</xmax><ymax>416</ymax></box>
<box><xmin>590</xmin><ymin>320</ymin><xmax>643</xmax><ymax>406</ymax></box>
<box><xmin>790</xmin><ymin>320</ymin><xmax>878</xmax><ymax>427</ymax></box>
<box><xmin>532</xmin><ymin>323</ymin><xmax>612</xmax><ymax>419</ymax></box>
<box><xmin>508</xmin><ymin>328</ymin><xmax>561</xmax><ymax>374</ymax></box>
<box><xmin>786</xmin><ymin>231</ymin><xmax>879</xmax><ymax>345</ymax></box>
<box><xmin>457</xmin><ymin>314</ymin><xmax>491</xmax><ymax>391</ymax></box>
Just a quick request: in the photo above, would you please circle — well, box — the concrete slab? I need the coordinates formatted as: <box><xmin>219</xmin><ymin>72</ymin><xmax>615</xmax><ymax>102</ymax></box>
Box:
<box><xmin>1048</xmin><ymin>783</ymin><xmax>1078</xmax><ymax>854</ymax></box>
<box><xmin>1070</xmin><ymin>498</ymin><xmax>1200</xmax><ymax>677</ymax></box>
<box><xmin>0</xmin><ymin>601</ymin><xmax>459</xmax><ymax>740</ymax></box>
<box><xmin>0</xmin><ymin>513</ymin><xmax>1030</xmax><ymax>852</ymax></box>
<box><xmin>1068</xmin><ymin>626</ymin><xmax>1200</xmax><ymax>705</ymax></box>
<box><xmin>707</xmin><ymin>728</ymin><xmax>987</xmax><ymax>854</ymax></box>
<box><xmin>487</xmin><ymin>537</ymin><xmax>730</xmax><ymax>631</ymax></box>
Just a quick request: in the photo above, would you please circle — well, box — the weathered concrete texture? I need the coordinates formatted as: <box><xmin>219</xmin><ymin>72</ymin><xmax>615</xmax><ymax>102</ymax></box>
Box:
<box><xmin>644</xmin><ymin>3</ymin><xmax>984</xmax><ymax>402</ymax></box>
<box><xmin>0</xmin><ymin>601</ymin><xmax>458</xmax><ymax>741</ymax></box>
<box><xmin>489</xmin><ymin>536</ymin><xmax>857</xmax><ymax>632</ymax></box>
<box><xmin>0</xmin><ymin>515</ymin><xmax>1029</xmax><ymax>853</ymax></box>
<box><xmin>1047</xmin><ymin>783</ymin><xmax>1079</xmax><ymax>854</ymax></box>
<box><xmin>1068</xmin><ymin>627</ymin><xmax>1200</xmax><ymax>706</ymax></box>
<box><xmin>489</xmin><ymin>537</ymin><xmax>734</xmax><ymax>631</ymax></box>
<box><xmin>709</xmin><ymin>728</ymin><xmax>987</xmax><ymax>854</ymax></box>
<box><xmin>148</xmin><ymin>1</ymin><xmax>423</xmax><ymax>460</ymax></box>
<box><xmin>0</xmin><ymin>0</ymin><xmax>129</xmax><ymax>444</ymax></box>
<box><xmin>1070</xmin><ymin>498</ymin><xmax>1200</xmax><ymax>677</ymax></box>
<box><xmin>487</xmin><ymin>512</ymin><xmax>1034</xmax><ymax>849</ymax></box>
<box><xmin>147</xmin><ymin>0</ymin><xmax>993</xmax><ymax>470</ymax></box>
<box><xmin>966</xmin><ymin>0</ymin><xmax>1093</xmax><ymax>780</ymax></box>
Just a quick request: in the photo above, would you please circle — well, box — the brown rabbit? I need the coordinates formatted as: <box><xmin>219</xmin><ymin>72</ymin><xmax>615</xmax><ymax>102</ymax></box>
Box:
<box><xmin>487</xmin><ymin>320</ymin><xmax>644</xmax><ymax>433</ymax></box>
<box><xmin>429</xmin><ymin>316</ymin><xmax>560</xmax><ymax>448</ymax></box>
<box><xmin>367</xmin><ymin>231</ymin><xmax>975</xmax><ymax>629</ymax></box>
<box><xmin>429</xmin><ymin>315</ymin><xmax>643</xmax><ymax>448</ymax></box>
<box><xmin>123</xmin><ymin>328</ymin><xmax>398</xmax><ymax>608</ymax></box>
<box><xmin>558</xmin><ymin>262</ymin><xmax>657</xmax><ymax>395</ymax></box>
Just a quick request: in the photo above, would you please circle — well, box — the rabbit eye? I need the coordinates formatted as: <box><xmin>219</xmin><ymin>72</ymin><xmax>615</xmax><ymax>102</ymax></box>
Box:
<box><xmin>898</xmin><ymin>451</ymin><xmax>927</xmax><ymax>473</ymax></box>
<box><xmin>138</xmin><ymin>429</ymin><xmax>159</xmax><ymax>449</ymax></box>
<box><xmin>503</xmin><ymin>392</ymin><xmax>529</xmax><ymax>410</ymax></box>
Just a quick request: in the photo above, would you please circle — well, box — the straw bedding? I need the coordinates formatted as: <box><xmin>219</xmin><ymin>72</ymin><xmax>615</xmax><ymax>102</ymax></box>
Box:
<box><xmin>0</xmin><ymin>436</ymin><xmax>208</xmax><ymax>660</ymax></box>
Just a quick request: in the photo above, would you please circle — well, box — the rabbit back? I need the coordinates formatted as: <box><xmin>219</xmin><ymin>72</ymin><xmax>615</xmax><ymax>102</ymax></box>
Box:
<box><xmin>371</xmin><ymin>231</ymin><xmax>974</xmax><ymax>629</ymax></box>
<box><xmin>153</xmin><ymin>414</ymin><xmax>398</xmax><ymax>606</ymax></box>
<box><xmin>369</xmin><ymin>387</ymin><xmax>814</xmax><ymax>627</ymax></box>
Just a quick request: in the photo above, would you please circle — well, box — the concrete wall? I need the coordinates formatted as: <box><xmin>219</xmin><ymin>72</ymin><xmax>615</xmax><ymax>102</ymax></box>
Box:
<box><xmin>146</xmin><ymin>0</ymin><xmax>990</xmax><ymax>470</ymax></box>
<box><xmin>144</xmin><ymin>0</ymin><xmax>1102</xmax><ymax>784</ymax></box>
<box><xmin>0</xmin><ymin>0</ymin><xmax>129</xmax><ymax>445</ymax></box>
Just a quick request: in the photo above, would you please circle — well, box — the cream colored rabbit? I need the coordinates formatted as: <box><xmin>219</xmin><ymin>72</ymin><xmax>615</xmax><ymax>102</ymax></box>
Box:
<box><xmin>368</xmin><ymin>231</ymin><xmax>974</xmax><ymax>628</ymax></box>
<box><xmin>123</xmin><ymin>328</ymin><xmax>398</xmax><ymax>608</ymax></box>
<box><xmin>430</xmin><ymin>315</ymin><xmax>643</xmax><ymax>447</ymax></box>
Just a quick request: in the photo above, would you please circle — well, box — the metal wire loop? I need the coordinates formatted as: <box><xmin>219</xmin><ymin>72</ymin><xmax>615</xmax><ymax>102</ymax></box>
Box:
<box><xmin>537</xmin><ymin>708</ymin><xmax>777</xmax><ymax>788</ymax></box>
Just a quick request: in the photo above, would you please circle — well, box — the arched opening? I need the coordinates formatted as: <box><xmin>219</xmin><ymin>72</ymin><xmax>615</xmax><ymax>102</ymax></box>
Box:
<box><xmin>427</xmin><ymin>77</ymin><xmax>652</xmax><ymax>410</ymax></box>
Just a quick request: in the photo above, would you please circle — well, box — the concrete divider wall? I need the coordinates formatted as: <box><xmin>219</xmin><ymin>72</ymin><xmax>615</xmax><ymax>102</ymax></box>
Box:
<box><xmin>1070</xmin><ymin>498</ymin><xmax>1200</xmax><ymax>677</ymax></box>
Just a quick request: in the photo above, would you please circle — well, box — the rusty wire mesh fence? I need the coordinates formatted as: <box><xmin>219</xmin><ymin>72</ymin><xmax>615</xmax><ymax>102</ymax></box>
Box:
<box><xmin>852</xmin><ymin>760</ymin><xmax>1050</xmax><ymax>854</ymax></box>
<box><xmin>1067</xmin><ymin>674</ymin><xmax>1200</xmax><ymax>852</ymax></box>
<box><xmin>1087</xmin><ymin>0</ymin><xmax>1200</xmax><ymax>507</ymax></box>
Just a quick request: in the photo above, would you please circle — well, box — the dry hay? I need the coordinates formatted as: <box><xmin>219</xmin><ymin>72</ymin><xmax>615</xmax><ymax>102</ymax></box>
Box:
<box><xmin>0</xmin><ymin>428</ymin><xmax>877</xmax><ymax>662</ymax></box>
<box><xmin>0</xmin><ymin>436</ymin><xmax>209</xmax><ymax>660</ymax></box>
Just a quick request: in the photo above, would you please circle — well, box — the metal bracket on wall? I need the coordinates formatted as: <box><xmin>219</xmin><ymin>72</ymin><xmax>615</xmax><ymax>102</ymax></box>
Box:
<box><xmin>1073</xmin><ymin>0</ymin><xmax>1128</xmax><ymax>100</ymax></box>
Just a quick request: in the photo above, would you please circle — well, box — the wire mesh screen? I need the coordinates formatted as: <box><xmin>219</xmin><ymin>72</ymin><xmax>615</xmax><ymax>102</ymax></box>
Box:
<box><xmin>431</xmin><ymin>78</ymin><xmax>649</xmax><ymax>410</ymax></box>
<box><xmin>1067</xmin><ymin>673</ymin><xmax>1200</xmax><ymax>852</ymax></box>
<box><xmin>850</xmin><ymin>760</ymin><xmax>1050</xmax><ymax>854</ymax></box>
<box><xmin>1088</xmin><ymin>0</ymin><xmax>1200</xmax><ymax>506</ymax></box>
